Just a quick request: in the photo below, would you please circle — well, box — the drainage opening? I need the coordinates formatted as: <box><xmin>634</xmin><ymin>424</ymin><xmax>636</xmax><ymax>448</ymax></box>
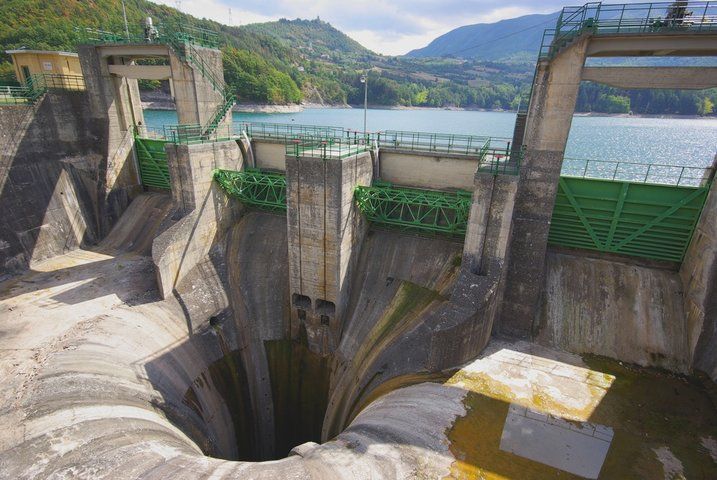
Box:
<box><xmin>182</xmin><ymin>325</ymin><xmax>332</xmax><ymax>461</ymax></box>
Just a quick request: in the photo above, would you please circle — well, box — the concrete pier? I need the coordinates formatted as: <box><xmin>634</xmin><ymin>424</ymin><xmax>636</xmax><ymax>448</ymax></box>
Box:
<box><xmin>501</xmin><ymin>28</ymin><xmax>717</xmax><ymax>338</ymax></box>
<box><xmin>286</xmin><ymin>151</ymin><xmax>373</xmax><ymax>354</ymax></box>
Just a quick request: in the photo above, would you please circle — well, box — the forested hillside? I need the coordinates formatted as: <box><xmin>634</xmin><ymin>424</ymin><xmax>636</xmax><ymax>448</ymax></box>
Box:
<box><xmin>0</xmin><ymin>0</ymin><xmax>714</xmax><ymax>115</ymax></box>
<box><xmin>407</xmin><ymin>12</ymin><xmax>560</xmax><ymax>62</ymax></box>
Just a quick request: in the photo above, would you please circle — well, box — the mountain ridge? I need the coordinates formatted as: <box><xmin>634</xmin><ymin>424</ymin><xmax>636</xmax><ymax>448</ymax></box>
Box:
<box><xmin>406</xmin><ymin>12</ymin><xmax>560</xmax><ymax>61</ymax></box>
<box><xmin>0</xmin><ymin>0</ymin><xmax>713</xmax><ymax>114</ymax></box>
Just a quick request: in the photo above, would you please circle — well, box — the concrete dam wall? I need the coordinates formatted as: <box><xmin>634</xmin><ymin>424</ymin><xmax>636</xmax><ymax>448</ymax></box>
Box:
<box><xmin>0</xmin><ymin>92</ymin><xmax>135</xmax><ymax>274</ymax></box>
<box><xmin>3</xmin><ymin>20</ymin><xmax>717</xmax><ymax>475</ymax></box>
<box><xmin>201</xmin><ymin>210</ymin><xmax>465</xmax><ymax>460</ymax></box>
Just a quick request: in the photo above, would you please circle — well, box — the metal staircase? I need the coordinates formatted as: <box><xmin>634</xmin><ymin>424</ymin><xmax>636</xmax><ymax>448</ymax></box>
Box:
<box><xmin>166</xmin><ymin>35</ymin><xmax>235</xmax><ymax>137</ymax></box>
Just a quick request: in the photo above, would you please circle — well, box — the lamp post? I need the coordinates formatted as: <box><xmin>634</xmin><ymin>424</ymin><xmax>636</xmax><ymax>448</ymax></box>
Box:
<box><xmin>360</xmin><ymin>74</ymin><xmax>367</xmax><ymax>133</ymax></box>
<box><xmin>121</xmin><ymin>0</ymin><xmax>130</xmax><ymax>40</ymax></box>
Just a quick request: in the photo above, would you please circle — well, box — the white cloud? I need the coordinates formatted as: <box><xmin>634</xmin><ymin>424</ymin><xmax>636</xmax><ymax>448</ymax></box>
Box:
<box><xmin>150</xmin><ymin>0</ymin><xmax>649</xmax><ymax>54</ymax></box>
<box><xmin>345</xmin><ymin>29</ymin><xmax>449</xmax><ymax>56</ymax></box>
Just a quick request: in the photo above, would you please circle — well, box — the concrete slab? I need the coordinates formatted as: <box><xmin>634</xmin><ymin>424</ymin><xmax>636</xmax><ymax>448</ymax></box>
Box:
<box><xmin>500</xmin><ymin>403</ymin><xmax>613</xmax><ymax>479</ymax></box>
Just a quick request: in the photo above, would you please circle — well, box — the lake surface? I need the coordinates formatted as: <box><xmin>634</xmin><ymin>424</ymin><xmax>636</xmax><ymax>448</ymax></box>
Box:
<box><xmin>144</xmin><ymin>108</ymin><xmax>717</xmax><ymax>168</ymax></box>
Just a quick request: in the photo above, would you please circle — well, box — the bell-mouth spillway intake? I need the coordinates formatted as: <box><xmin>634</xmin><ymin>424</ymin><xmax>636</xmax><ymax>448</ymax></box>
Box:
<box><xmin>2</xmin><ymin>2</ymin><xmax>717</xmax><ymax>478</ymax></box>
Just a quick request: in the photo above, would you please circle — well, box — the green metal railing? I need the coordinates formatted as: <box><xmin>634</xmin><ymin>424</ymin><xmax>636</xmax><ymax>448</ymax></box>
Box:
<box><xmin>75</xmin><ymin>22</ymin><xmax>219</xmax><ymax>49</ymax></box>
<box><xmin>239</xmin><ymin>122</ymin><xmax>356</xmax><ymax>141</ymax></box>
<box><xmin>517</xmin><ymin>2</ymin><xmax>717</xmax><ymax>113</ymax></box>
<box><xmin>172</xmin><ymin>24</ymin><xmax>221</xmax><ymax>49</ymax></box>
<box><xmin>0</xmin><ymin>85</ymin><xmax>38</xmax><ymax>105</ymax></box>
<box><xmin>33</xmin><ymin>73</ymin><xmax>85</xmax><ymax>90</ymax></box>
<box><xmin>548</xmin><ymin>175</ymin><xmax>710</xmax><ymax>262</ymax></box>
<box><xmin>355</xmin><ymin>182</ymin><xmax>472</xmax><ymax>236</ymax></box>
<box><xmin>135</xmin><ymin>125</ymin><xmax>168</xmax><ymax>140</ymax></box>
<box><xmin>213</xmin><ymin>168</ymin><xmax>287</xmax><ymax>212</ymax></box>
<box><xmin>164</xmin><ymin>123</ymin><xmax>234</xmax><ymax>144</ymax></box>
<box><xmin>378</xmin><ymin>130</ymin><xmax>491</xmax><ymax>157</ymax></box>
<box><xmin>285</xmin><ymin>136</ymin><xmax>371</xmax><ymax>159</ymax></box>
<box><xmin>180</xmin><ymin>41</ymin><xmax>235</xmax><ymax>136</ymax></box>
<box><xmin>479</xmin><ymin>145</ymin><xmax>524</xmax><ymax>175</ymax></box>
<box><xmin>539</xmin><ymin>2</ymin><xmax>717</xmax><ymax>59</ymax></box>
<box><xmin>562</xmin><ymin>157</ymin><xmax>714</xmax><ymax>186</ymax></box>
<box><xmin>0</xmin><ymin>73</ymin><xmax>85</xmax><ymax>105</ymax></box>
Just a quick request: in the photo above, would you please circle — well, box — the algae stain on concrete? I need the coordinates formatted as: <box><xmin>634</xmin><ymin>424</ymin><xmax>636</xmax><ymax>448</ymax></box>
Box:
<box><xmin>344</xmin><ymin>281</ymin><xmax>444</xmax><ymax>422</ymax></box>
<box><xmin>581</xmin><ymin>355</ymin><xmax>717</xmax><ymax>480</ymax></box>
<box><xmin>183</xmin><ymin>347</ymin><xmax>257</xmax><ymax>461</ymax></box>
<box><xmin>264</xmin><ymin>335</ymin><xmax>331</xmax><ymax>459</ymax></box>
<box><xmin>443</xmin><ymin>354</ymin><xmax>717</xmax><ymax>479</ymax></box>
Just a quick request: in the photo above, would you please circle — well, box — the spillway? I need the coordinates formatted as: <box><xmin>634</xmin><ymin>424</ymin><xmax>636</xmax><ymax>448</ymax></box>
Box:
<box><xmin>2</xmin><ymin>4</ymin><xmax>717</xmax><ymax>477</ymax></box>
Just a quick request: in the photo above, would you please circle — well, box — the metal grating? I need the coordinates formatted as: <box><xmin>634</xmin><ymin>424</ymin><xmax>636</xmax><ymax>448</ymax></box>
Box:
<box><xmin>135</xmin><ymin>137</ymin><xmax>171</xmax><ymax>190</ymax></box>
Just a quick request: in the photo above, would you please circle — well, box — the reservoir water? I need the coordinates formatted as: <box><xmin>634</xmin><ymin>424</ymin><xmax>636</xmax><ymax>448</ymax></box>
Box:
<box><xmin>144</xmin><ymin>108</ymin><xmax>717</xmax><ymax>168</ymax></box>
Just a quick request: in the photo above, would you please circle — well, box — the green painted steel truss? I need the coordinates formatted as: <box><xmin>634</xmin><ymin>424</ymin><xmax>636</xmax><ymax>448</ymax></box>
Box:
<box><xmin>213</xmin><ymin>169</ymin><xmax>287</xmax><ymax>212</ymax></box>
<box><xmin>135</xmin><ymin>137</ymin><xmax>171</xmax><ymax>190</ymax></box>
<box><xmin>354</xmin><ymin>184</ymin><xmax>472</xmax><ymax>236</ymax></box>
<box><xmin>549</xmin><ymin>176</ymin><xmax>709</xmax><ymax>263</ymax></box>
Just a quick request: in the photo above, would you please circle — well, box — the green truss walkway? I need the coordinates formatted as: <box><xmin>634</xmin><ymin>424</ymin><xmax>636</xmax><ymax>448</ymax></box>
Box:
<box><xmin>213</xmin><ymin>169</ymin><xmax>287</xmax><ymax>213</ymax></box>
<box><xmin>355</xmin><ymin>182</ymin><xmax>472</xmax><ymax>237</ymax></box>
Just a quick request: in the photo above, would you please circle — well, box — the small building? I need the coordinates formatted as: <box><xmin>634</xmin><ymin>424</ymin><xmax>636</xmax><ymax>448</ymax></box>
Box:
<box><xmin>5</xmin><ymin>50</ymin><xmax>82</xmax><ymax>83</ymax></box>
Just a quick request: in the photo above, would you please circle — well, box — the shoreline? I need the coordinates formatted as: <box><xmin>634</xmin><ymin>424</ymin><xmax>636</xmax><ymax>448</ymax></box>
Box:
<box><xmin>140</xmin><ymin>100</ymin><xmax>715</xmax><ymax>120</ymax></box>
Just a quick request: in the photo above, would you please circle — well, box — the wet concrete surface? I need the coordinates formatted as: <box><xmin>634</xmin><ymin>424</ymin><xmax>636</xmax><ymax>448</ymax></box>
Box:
<box><xmin>445</xmin><ymin>341</ymin><xmax>717</xmax><ymax>479</ymax></box>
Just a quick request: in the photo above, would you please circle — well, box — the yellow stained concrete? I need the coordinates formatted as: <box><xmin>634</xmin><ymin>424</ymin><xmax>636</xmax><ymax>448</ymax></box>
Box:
<box><xmin>443</xmin><ymin>342</ymin><xmax>717</xmax><ymax>479</ymax></box>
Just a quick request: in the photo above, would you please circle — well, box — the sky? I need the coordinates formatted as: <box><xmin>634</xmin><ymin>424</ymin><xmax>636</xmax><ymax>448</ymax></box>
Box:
<box><xmin>154</xmin><ymin>0</ymin><xmax>659</xmax><ymax>56</ymax></box>
<box><xmin>149</xmin><ymin>0</ymin><xmax>559</xmax><ymax>55</ymax></box>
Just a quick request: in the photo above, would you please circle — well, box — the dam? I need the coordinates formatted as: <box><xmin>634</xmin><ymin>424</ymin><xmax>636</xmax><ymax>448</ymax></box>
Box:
<box><xmin>1</xmin><ymin>2</ymin><xmax>717</xmax><ymax>478</ymax></box>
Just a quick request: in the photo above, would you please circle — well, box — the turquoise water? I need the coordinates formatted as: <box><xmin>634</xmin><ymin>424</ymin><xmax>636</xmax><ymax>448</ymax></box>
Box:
<box><xmin>143</xmin><ymin>108</ymin><xmax>717</xmax><ymax>167</ymax></box>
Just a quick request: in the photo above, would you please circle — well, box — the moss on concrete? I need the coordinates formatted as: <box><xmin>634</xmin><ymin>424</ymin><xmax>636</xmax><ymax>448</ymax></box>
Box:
<box><xmin>206</xmin><ymin>344</ymin><xmax>257</xmax><ymax>460</ymax></box>
<box><xmin>582</xmin><ymin>356</ymin><xmax>717</xmax><ymax>479</ymax></box>
<box><xmin>343</xmin><ymin>281</ymin><xmax>444</xmax><ymax>423</ymax></box>
<box><xmin>444</xmin><ymin>354</ymin><xmax>717</xmax><ymax>479</ymax></box>
<box><xmin>264</xmin><ymin>336</ymin><xmax>331</xmax><ymax>459</ymax></box>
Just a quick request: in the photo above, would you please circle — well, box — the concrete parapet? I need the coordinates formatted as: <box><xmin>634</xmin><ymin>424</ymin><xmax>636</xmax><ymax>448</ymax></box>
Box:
<box><xmin>463</xmin><ymin>173</ymin><xmax>518</xmax><ymax>275</ymax></box>
<box><xmin>169</xmin><ymin>45</ymin><xmax>228</xmax><ymax>127</ymax></box>
<box><xmin>166</xmin><ymin>140</ymin><xmax>243</xmax><ymax>215</ymax></box>
<box><xmin>253</xmin><ymin>139</ymin><xmax>286</xmax><ymax>171</ymax></box>
<box><xmin>538</xmin><ymin>249</ymin><xmax>689</xmax><ymax>372</ymax></box>
<box><xmin>152</xmin><ymin>182</ymin><xmax>241</xmax><ymax>299</ymax></box>
<box><xmin>379</xmin><ymin>148</ymin><xmax>478</xmax><ymax>190</ymax></box>
<box><xmin>0</xmin><ymin>91</ymin><xmax>136</xmax><ymax>273</ymax></box>
<box><xmin>286</xmin><ymin>152</ymin><xmax>373</xmax><ymax>355</ymax></box>
<box><xmin>501</xmin><ymin>38</ymin><xmax>588</xmax><ymax>337</ymax></box>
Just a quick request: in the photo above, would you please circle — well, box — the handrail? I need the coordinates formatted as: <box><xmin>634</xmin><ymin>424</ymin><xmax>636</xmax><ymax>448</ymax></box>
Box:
<box><xmin>562</xmin><ymin>156</ymin><xmax>714</xmax><ymax>186</ymax></box>
<box><xmin>378</xmin><ymin>130</ymin><xmax>491</xmax><ymax>156</ymax></box>
<box><xmin>540</xmin><ymin>1</ymin><xmax>717</xmax><ymax>60</ymax></box>
<box><xmin>158</xmin><ymin>121</ymin><xmax>523</xmax><ymax>173</ymax></box>
<box><xmin>0</xmin><ymin>73</ymin><xmax>84</xmax><ymax>105</ymax></box>
<box><xmin>285</xmin><ymin>135</ymin><xmax>371</xmax><ymax>159</ymax></box>
<box><xmin>75</xmin><ymin>22</ymin><xmax>219</xmax><ymax>49</ymax></box>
